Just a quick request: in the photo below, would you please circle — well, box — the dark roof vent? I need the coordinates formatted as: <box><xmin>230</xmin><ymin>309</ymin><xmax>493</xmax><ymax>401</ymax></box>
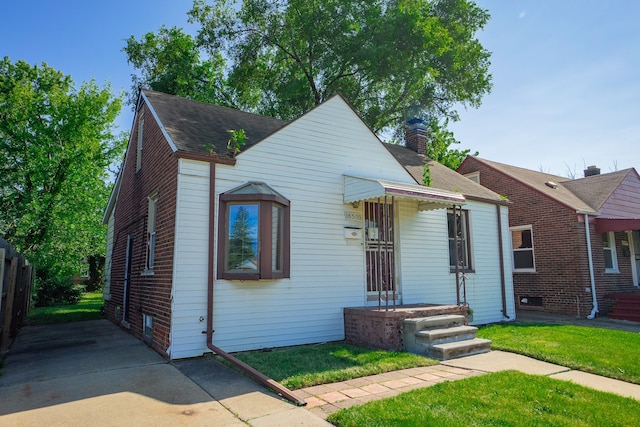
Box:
<box><xmin>584</xmin><ymin>165</ymin><xmax>601</xmax><ymax>177</ymax></box>
<box><xmin>545</xmin><ymin>181</ymin><xmax>558</xmax><ymax>189</ymax></box>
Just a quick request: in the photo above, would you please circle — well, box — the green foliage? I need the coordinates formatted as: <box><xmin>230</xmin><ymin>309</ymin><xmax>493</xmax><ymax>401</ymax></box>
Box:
<box><xmin>27</xmin><ymin>292</ymin><xmax>104</xmax><ymax>324</ymax></box>
<box><xmin>227</xmin><ymin>205</ymin><xmax>256</xmax><ymax>269</ymax></box>
<box><xmin>233</xmin><ymin>341</ymin><xmax>438</xmax><ymax>389</ymax></box>
<box><xmin>422</xmin><ymin>163</ymin><xmax>432</xmax><ymax>186</ymax></box>
<box><xmin>0</xmin><ymin>57</ymin><xmax>126</xmax><ymax>286</ymax></box>
<box><xmin>478</xmin><ymin>323</ymin><xmax>640</xmax><ymax>384</ymax></box>
<box><xmin>33</xmin><ymin>275</ymin><xmax>83</xmax><ymax>307</ymax></box>
<box><xmin>127</xmin><ymin>0</ymin><xmax>491</xmax><ymax>137</ymax></box>
<box><xmin>226</xmin><ymin>128</ymin><xmax>246</xmax><ymax>157</ymax></box>
<box><xmin>123</xmin><ymin>25</ymin><xmax>232</xmax><ymax>106</ymax></box>
<box><xmin>328</xmin><ymin>371</ymin><xmax>640</xmax><ymax>426</ymax></box>
<box><xmin>425</xmin><ymin>118</ymin><xmax>478</xmax><ymax>170</ymax></box>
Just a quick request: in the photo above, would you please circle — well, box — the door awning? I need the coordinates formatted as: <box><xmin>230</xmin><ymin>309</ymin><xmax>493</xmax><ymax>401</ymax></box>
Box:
<box><xmin>344</xmin><ymin>175</ymin><xmax>465</xmax><ymax>211</ymax></box>
<box><xmin>595</xmin><ymin>217</ymin><xmax>640</xmax><ymax>233</ymax></box>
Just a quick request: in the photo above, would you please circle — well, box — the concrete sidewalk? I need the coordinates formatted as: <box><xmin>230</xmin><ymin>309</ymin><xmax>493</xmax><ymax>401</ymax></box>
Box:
<box><xmin>298</xmin><ymin>350</ymin><xmax>640</xmax><ymax>420</ymax></box>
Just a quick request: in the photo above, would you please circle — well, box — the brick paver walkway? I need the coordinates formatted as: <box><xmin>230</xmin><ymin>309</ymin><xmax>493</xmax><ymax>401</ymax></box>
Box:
<box><xmin>295</xmin><ymin>364</ymin><xmax>484</xmax><ymax>420</ymax></box>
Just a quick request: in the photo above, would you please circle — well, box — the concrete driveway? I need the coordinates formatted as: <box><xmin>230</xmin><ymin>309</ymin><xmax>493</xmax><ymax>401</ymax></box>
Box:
<box><xmin>0</xmin><ymin>320</ymin><xmax>328</xmax><ymax>426</ymax></box>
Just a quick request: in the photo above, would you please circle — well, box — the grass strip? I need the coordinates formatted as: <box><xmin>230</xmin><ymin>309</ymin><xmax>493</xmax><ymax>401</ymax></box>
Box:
<box><xmin>328</xmin><ymin>370</ymin><xmax>640</xmax><ymax>427</ymax></box>
<box><xmin>478</xmin><ymin>323</ymin><xmax>640</xmax><ymax>384</ymax></box>
<box><xmin>26</xmin><ymin>292</ymin><xmax>104</xmax><ymax>324</ymax></box>
<box><xmin>233</xmin><ymin>341</ymin><xmax>438</xmax><ymax>389</ymax></box>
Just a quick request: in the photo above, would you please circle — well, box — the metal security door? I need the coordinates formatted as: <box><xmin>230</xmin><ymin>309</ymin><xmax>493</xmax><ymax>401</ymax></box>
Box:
<box><xmin>364</xmin><ymin>199</ymin><xmax>396</xmax><ymax>309</ymax></box>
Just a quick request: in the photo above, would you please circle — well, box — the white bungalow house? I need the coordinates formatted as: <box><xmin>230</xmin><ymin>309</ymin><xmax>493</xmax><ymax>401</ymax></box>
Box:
<box><xmin>103</xmin><ymin>90</ymin><xmax>515</xmax><ymax>360</ymax></box>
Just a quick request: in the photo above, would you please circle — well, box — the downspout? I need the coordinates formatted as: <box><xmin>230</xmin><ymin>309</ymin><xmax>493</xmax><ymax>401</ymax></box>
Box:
<box><xmin>204</xmin><ymin>161</ymin><xmax>305</xmax><ymax>406</ymax></box>
<box><xmin>496</xmin><ymin>204</ymin><xmax>510</xmax><ymax>319</ymax></box>
<box><xmin>453</xmin><ymin>204</ymin><xmax>461</xmax><ymax>305</ymax></box>
<box><xmin>583</xmin><ymin>213</ymin><xmax>599</xmax><ymax>319</ymax></box>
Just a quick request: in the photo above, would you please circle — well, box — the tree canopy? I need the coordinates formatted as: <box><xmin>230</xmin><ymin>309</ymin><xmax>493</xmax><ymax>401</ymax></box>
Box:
<box><xmin>126</xmin><ymin>0</ymin><xmax>491</xmax><ymax>138</ymax></box>
<box><xmin>0</xmin><ymin>57</ymin><xmax>126</xmax><ymax>284</ymax></box>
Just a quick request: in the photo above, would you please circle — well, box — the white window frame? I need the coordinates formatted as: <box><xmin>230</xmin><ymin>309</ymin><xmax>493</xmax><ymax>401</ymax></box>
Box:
<box><xmin>603</xmin><ymin>231</ymin><xmax>619</xmax><ymax>273</ymax></box>
<box><xmin>447</xmin><ymin>208</ymin><xmax>473</xmax><ymax>272</ymax></box>
<box><xmin>144</xmin><ymin>193</ymin><xmax>158</xmax><ymax>274</ymax></box>
<box><xmin>136</xmin><ymin>111</ymin><xmax>144</xmax><ymax>172</ymax></box>
<box><xmin>464</xmin><ymin>171</ymin><xmax>480</xmax><ymax>184</ymax></box>
<box><xmin>511</xmin><ymin>225</ymin><xmax>536</xmax><ymax>272</ymax></box>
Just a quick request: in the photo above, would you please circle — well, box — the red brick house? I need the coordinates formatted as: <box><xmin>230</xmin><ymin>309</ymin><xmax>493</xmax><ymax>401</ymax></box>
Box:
<box><xmin>458</xmin><ymin>157</ymin><xmax>640</xmax><ymax>320</ymax></box>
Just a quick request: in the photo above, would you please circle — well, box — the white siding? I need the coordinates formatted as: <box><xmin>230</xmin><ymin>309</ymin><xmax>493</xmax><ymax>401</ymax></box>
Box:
<box><xmin>103</xmin><ymin>211</ymin><xmax>114</xmax><ymax>300</ymax></box>
<box><xmin>169</xmin><ymin>96</ymin><xmax>515</xmax><ymax>357</ymax></box>
<box><xmin>211</xmin><ymin>97</ymin><xmax>420</xmax><ymax>353</ymax></box>
<box><xmin>169</xmin><ymin>159</ymin><xmax>210</xmax><ymax>359</ymax></box>
<box><xmin>398</xmin><ymin>200</ymin><xmax>515</xmax><ymax>324</ymax></box>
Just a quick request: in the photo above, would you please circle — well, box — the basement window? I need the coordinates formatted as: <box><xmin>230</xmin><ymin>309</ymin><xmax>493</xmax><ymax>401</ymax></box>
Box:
<box><xmin>217</xmin><ymin>182</ymin><xmax>290</xmax><ymax>280</ymax></box>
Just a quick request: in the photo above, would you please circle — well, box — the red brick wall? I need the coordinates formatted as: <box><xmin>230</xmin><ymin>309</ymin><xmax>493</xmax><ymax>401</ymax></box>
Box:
<box><xmin>458</xmin><ymin>158</ymin><xmax>635</xmax><ymax>316</ymax></box>
<box><xmin>344</xmin><ymin>305</ymin><xmax>467</xmax><ymax>351</ymax></box>
<box><xmin>106</xmin><ymin>102</ymin><xmax>178</xmax><ymax>358</ymax></box>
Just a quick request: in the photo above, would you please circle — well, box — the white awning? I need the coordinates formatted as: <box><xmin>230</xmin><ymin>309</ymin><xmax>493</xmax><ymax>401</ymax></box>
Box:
<box><xmin>344</xmin><ymin>175</ymin><xmax>465</xmax><ymax>211</ymax></box>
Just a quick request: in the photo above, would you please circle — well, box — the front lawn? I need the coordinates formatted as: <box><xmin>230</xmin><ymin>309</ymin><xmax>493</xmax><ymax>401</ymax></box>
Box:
<box><xmin>232</xmin><ymin>341</ymin><xmax>438</xmax><ymax>389</ymax></box>
<box><xmin>26</xmin><ymin>291</ymin><xmax>104</xmax><ymax>324</ymax></box>
<box><xmin>328</xmin><ymin>370</ymin><xmax>640</xmax><ymax>427</ymax></box>
<box><xmin>478</xmin><ymin>323</ymin><xmax>640</xmax><ymax>384</ymax></box>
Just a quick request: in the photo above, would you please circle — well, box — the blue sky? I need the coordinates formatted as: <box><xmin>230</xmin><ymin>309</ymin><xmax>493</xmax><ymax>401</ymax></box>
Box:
<box><xmin>2</xmin><ymin>1</ymin><xmax>638</xmax><ymax>177</ymax></box>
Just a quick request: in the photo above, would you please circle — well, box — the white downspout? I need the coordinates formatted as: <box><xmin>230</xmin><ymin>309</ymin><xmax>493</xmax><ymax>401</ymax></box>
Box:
<box><xmin>584</xmin><ymin>213</ymin><xmax>598</xmax><ymax>319</ymax></box>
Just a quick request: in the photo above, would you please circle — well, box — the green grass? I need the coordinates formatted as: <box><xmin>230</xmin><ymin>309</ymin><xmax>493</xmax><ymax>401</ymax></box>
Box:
<box><xmin>26</xmin><ymin>292</ymin><xmax>104</xmax><ymax>324</ymax></box>
<box><xmin>477</xmin><ymin>323</ymin><xmax>640</xmax><ymax>384</ymax></box>
<box><xmin>232</xmin><ymin>341</ymin><xmax>438</xmax><ymax>389</ymax></box>
<box><xmin>328</xmin><ymin>370</ymin><xmax>640</xmax><ymax>427</ymax></box>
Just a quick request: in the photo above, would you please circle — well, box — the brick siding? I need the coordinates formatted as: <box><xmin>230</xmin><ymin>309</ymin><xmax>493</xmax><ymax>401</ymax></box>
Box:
<box><xmin>106</xmin><ymin>101</ymin><xmax>178</xmax><ymax>358</ymax></box>
<box><xmin>458</xmin><ymin>158</ymin><xmax>635</xmax><ymax>316</ymax></box>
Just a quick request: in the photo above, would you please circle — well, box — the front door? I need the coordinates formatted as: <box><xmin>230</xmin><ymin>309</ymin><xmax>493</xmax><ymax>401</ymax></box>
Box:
<box><xmin>364</xmin><ymin>200</ymin><xmax>396</xmax><ymax>306</ymax></box>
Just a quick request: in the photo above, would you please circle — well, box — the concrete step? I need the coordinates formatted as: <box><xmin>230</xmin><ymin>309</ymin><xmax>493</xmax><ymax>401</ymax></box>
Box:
<box><xmin>415</xmin><ymin>325</ymin><xmax>478</xmax><ymax>346</ymax></box>
<box><xmin>429</xmin><ymin>338</ymin><xmax>491</xmax><ymax>361</ymax></box>
<box><xmin>402</xmin><ymin>315</ymin><xmax>465</xmax><ymax>332</ymax></box>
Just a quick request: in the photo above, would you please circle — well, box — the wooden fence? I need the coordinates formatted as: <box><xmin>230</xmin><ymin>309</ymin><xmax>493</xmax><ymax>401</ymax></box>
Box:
<box><xmin>0</xmin><ymin>238</ymin><xmax>34</xmax><ymax>352</ymax></box>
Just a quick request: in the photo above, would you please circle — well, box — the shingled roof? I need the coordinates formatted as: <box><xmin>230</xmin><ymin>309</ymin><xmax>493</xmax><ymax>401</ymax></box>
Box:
<box><xmin>385</xmin><ymin>144</ymin><xmax>506</xmax><ymax>204</ymax></box>
<box><xmin>142</xmin><ymin>89</ymin><xmax>288</xmax><ymax>157</ymax></box>
<box><xmin>561</xmin><ymin>169</ymin><xmax>633</xmax><ymax>211</ymax></box>
<box><xmin>465</xmin><ymin>157</ymin><xmax>640</xmax><ymax>215</ymax></box>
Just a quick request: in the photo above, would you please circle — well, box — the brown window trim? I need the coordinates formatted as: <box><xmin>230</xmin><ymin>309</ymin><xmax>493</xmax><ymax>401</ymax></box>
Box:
<box><xmin>217</xmin><ymin>192</ymin><xmax>290</xmax><ymax>280</ymax></box>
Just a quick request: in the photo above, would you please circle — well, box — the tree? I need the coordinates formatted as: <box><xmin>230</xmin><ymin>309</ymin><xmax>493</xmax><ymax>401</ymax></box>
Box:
<box><xmin>0</xmin><ymin>57</ymin><xmax>126</xmax><ymax>298</ymax></box>
<box><xmin>123</xmin><ymin>25</ymin><xmax>233</xmax><ymax>107</ymax></box>
<box><xmin>425</xmin><ymin>118</ymin><xmax>478</xmax><ymax>170</ymax></box>
<box><xmin>125</xmin><ymin>1</ymin><xmax>491</xmax><ymax>135</ymax></box>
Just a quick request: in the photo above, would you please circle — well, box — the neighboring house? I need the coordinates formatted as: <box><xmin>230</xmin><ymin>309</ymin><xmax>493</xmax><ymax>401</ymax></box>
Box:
<box><xmin>103</xmin><ymin>90</ymin><xmax>515</xmax><ymax>360</ymax></box>
<box><xmin>458</xmin><ymin>157</ymin><xmax>640</xmax><ymax>319</ymax></box>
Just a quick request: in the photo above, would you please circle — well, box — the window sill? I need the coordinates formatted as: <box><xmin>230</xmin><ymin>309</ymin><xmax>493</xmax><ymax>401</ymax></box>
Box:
<box><xmin>604</xmin><ymin>269</ymin><xmax>620</xmax><ymax>274</ymax></box>
<box><xmin>141</xmin><ymin>270</ymin><xmax>154</xmax><ymax>276</ymax></box>
<box><xmin>513</xmin><ymin>269</ymin><xmax>536</xmax><ymax>273</ymax></box>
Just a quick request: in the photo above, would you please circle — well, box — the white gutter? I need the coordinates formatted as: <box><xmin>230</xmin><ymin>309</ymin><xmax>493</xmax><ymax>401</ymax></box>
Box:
<box><xmin>583</xmin><ymin>213</ymin><xmax>599</xmax><ymax>319</ymax></box>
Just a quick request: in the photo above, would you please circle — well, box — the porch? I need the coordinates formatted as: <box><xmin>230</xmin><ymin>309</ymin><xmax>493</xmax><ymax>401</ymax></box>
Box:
<box><xmin>344</xmin><ymin>304</ymin><xmax>468</xmax><ymax>351</ymax></box>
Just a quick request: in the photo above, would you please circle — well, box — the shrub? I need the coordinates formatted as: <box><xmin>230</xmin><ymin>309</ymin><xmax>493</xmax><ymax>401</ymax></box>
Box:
<box><xmin>34</xmin><ymin>276</ymin><xmax>84</xmax><ymax>307</ymax></box>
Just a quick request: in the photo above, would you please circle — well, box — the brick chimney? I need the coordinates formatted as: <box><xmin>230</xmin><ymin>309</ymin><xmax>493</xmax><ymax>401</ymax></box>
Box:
<box><xmin>584</xmin><ymin>165</ymin><xmax>601</xmax><ymax>177</ymax></box>
<box><xmin>405</xmin><ymin>118</ymin><xmax>427</xmax><ymax>156</ymax></box>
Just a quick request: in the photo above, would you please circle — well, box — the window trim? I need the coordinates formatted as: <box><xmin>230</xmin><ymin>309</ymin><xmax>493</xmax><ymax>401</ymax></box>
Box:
<box><xmin>136</xmin><ymin>111</ymin><xmax>144</xmax><ymax>172</ymax></box>
<box><xmin>447</xmin><ymin>208</ymin><xmax>473</xmax><ymax>273</ymax></box>
<box><xmin>603</xmin><ymin>231</ymin><xmax>619</xmax><ymax>273</ymax></box>
<box><xmin>511</xmin><ymin>225</ymin><xmax>536</xmax><ymax>273</ymax></box>
<box><xmin>143</xmin><ymin>192</ymin><xmax>157</xmax><ymax>275</ymax></box>
<box><xmin>217</xmin><ymin>191</ymin><xmax>290</xmax><ymax>280</ymax></box>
